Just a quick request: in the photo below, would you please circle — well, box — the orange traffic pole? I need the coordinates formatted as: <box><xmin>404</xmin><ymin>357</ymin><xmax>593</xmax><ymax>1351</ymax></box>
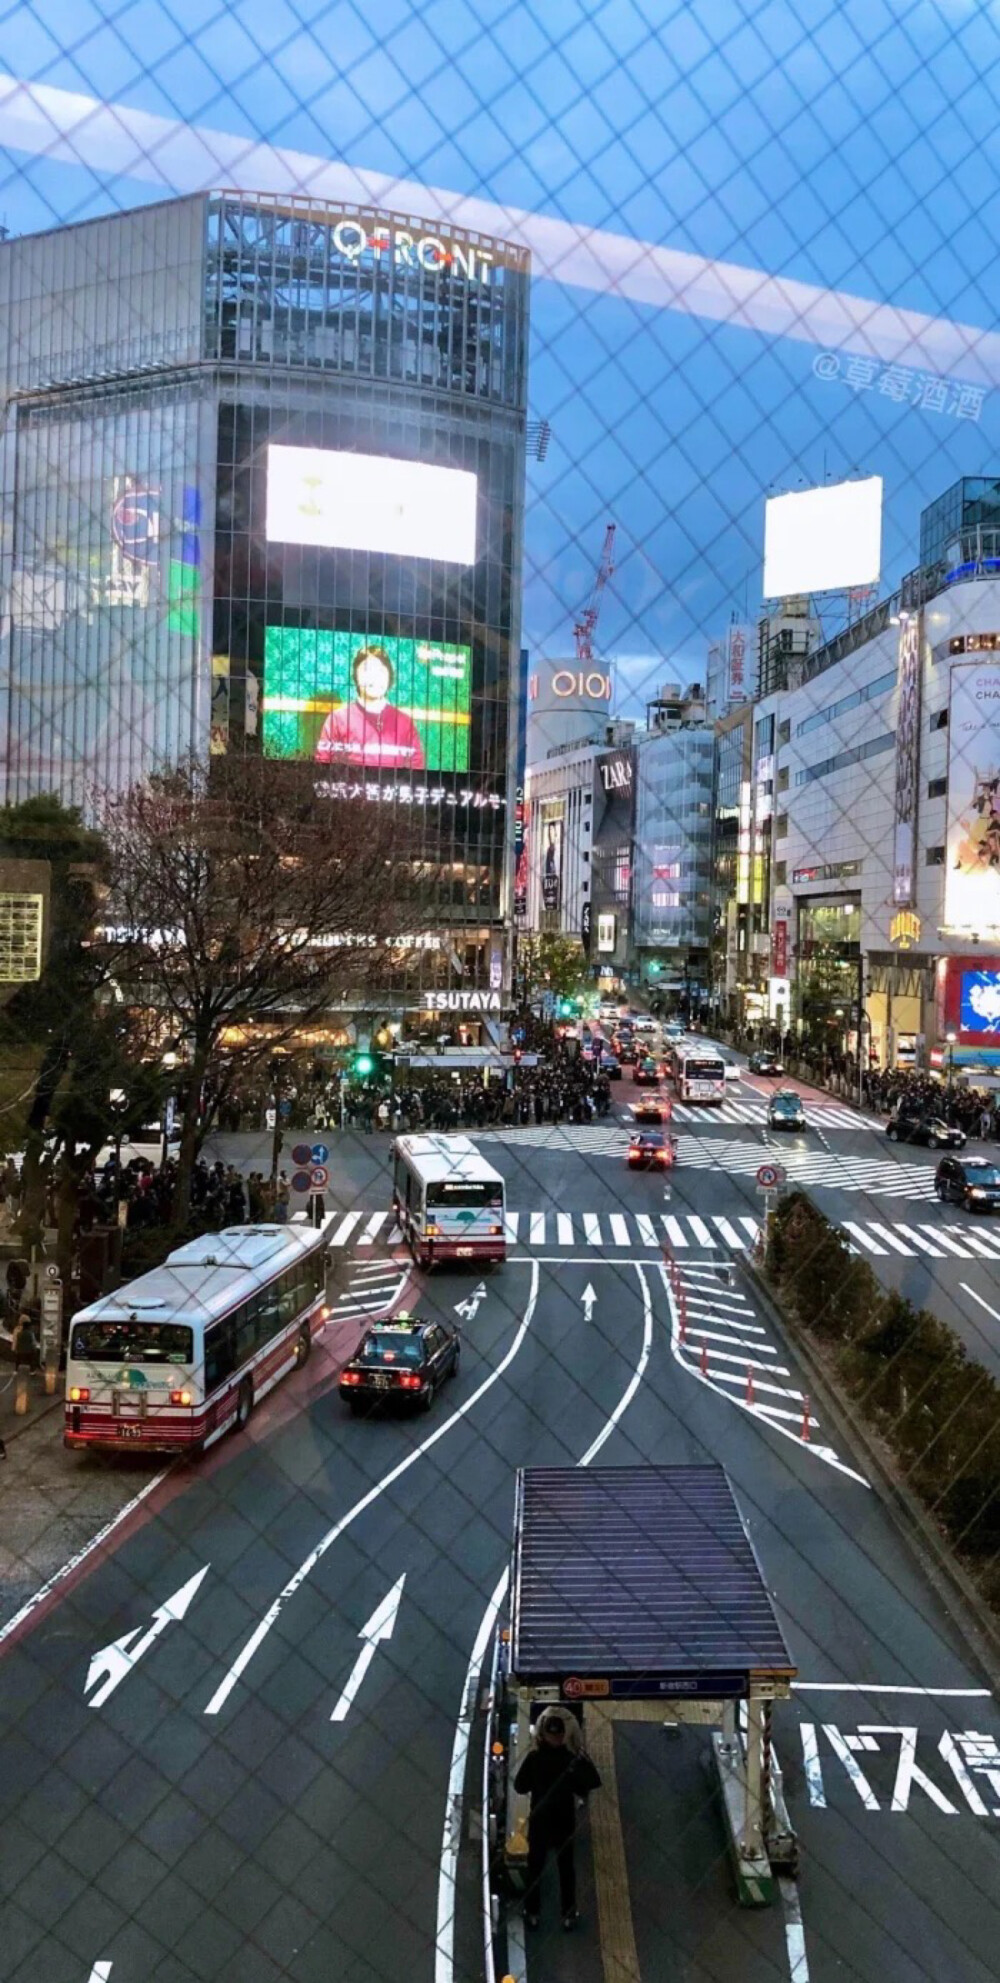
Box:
<box><xmin>801</xmin><ymin>1395</ymin><xmax>811</xmax><ymax>1442</ymax></box>
<box><xmin>746</xmin><ymin>1365</ymin><xmax>755</xmax><ymax>1405</ymax></box>
<box><xmin>700</xmin><ymin>1339</ymin><xmax>708</xmax><ymax>1377</ymax></box>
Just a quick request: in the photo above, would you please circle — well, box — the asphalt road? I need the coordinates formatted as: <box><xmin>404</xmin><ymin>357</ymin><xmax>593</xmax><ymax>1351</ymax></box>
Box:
<box><xmin>2</xmin><ymin>1065</ymin><xmax>999</xmax><ymax>1982</ymax></box>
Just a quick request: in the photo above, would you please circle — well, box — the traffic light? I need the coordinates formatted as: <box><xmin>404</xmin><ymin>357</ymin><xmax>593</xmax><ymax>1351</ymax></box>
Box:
<box><xmin>647</xmin><ymin>960</ymin><xmax>662</xmax><ymax>976</ymax></box>
<box><xmin>353</xmin><ymin>1051</ymin><xmax>375</xmax><ymax>1078</ymax></box>
<box><xmin>557</xmin><ymin>997</ymin><xmax>580</xmax><ymax>1018</ymax></box>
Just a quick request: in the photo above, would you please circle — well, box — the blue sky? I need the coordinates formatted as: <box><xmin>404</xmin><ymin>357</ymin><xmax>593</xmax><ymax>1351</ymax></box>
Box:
<box><xmin>3</xmin><ymin>0</ymin><xmax>1000</xmax><ymax>712</ymax></box>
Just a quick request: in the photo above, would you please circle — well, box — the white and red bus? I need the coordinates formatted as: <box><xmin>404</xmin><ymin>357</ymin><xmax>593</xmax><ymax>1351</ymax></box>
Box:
<box><xmin>392</xmin><ymin>1134</ymin><xmax>506</xmax><ymax>1269</ymax></box>
<box><xmin>65</xmin><ymin>1223</ymin><xmax>330</xmax><ymax>1454</ymax></box>
<box><xmin>670</xmin><ymin>1048</ymin><xmax>727</xmax><ymax>1104</ymax></box>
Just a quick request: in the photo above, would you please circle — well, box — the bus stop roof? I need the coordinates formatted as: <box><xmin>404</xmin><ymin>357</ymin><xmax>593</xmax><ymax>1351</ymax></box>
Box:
<box><xmin>510</xmin><ymin>1465</ymin><xmax>795</xmax><ymax>1698</ymax></box>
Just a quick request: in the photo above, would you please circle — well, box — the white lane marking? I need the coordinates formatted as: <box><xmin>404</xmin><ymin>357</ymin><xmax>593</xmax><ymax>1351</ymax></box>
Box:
<box><xmin>87</xmin><ymin>1967</ymin><xmax>113</xmax><ymax>1982</ymax></box>
<box><xmin>920</xmin><ymin>1227</ymin><xmax>975</xmax><ymax>1257</ymax></box>
<box><xmin>662</xmin><ymin>1214</ymin><xmax>688</xmax><ymax>1247</ymax></box>
<box><xmin>958</xmin><ymin>1282</ymin><xmax>1000</xmax><ymax>1325</ymax></box>
<box><xmin>609</xmin><ymin>1212</ymin><xmax>630</xmax><ymax>1246</ymax></box>
<box><xmin>866</xmin><ymin>1222</ymin><xmax>916</xmax><ymax>1256</ymax></box>
<box><xmin>682</xmin><ymin>1328</ymin><xmax>778</xmax><ymax>1355</ymax></box>
<box><xmin>357</xmin><ymin>1212</ymin><xmax>388</xmax><ymax>1245</ymax></box>
<box><xmin>793</xmin><ymin>1682</ymin><xmax>992</xmax><ymax>1695</ymax></box>
<box><xmin>578</xmin><ymin>1264</ymin><xmax>653</xmax><ymax>1466</ymax></box>
<box><xmin>661</xmin><ymin>1264</ymin><xmax>870</xmax><ymax>1487</ymax></box>
<box><xmin>799</xmin><ymin>1722</ymin><xmax>827</xmax><ymax>1806</ymax></box>
<box><xmin>779</xmin><ymin>1875</ymin><xmax>811</xmax><ymax>1982</ymax></box>
<box><xmin>436</xmin><ymin>1259</ymin><xmax>655</xmax><ymax>1983</ymax></box>
<box><xmin>894</xmin><ymin>1223</ymin><xmax>944</xmax><ymax>1258</ymax></box>
<box><xmin>689</xmin><ymin>1363</ymin><xmax>797</xmax><ymax>1398</ymax></box>
<box><xmin>583</xmin><ymin>1213</ymin><xmax>603</xmax><ymax>1246</ymax></box>
<box><xmin>841</xmin><ymin>1220</ymin><xmax>889</xmax><ymax>1255</ymax></box>
<box><xmin>205</xmin><ymin>1262</ymin><xmax>540</xmax><ymax>1715</ymax></box>
<box><xmin>954</xmin><ymin>1227</ymin><xmax>1000</xmax><ymax>1258</ymax></box>
<box><xmin>581</xmin><ymin>1282</ymin><xmax>597</xmax><ymax>1322</ymax></box>
<box><xmin>557</xmin><ymin>1212</ymin><xmax>574</xmax><ymax>1246</ymax></box>
<box><xmin>529</xmin><ymin>1211</ymin><xmax>545</xmax><ymax>1246</ymax></box>
<box><xmin>351</xmin><ymin>1258</ymin><xmax>403</xmax><ymax>1277</ymax></box>
<box><xmin>711</xmin><ymin>1214</ymin><xmax>746</xmax><ymax>1248</ymax></box>
<box><xmin>0</xmin><ymin>1465</ymin><xmax>171</xmax><ymax>1649</ymax></box>
<box><xmin>329</xmin><ymin>1211</ymin><xmax>364</xmax><ymax>1247</ymax></box>
<box><xmin>434</xmin><ymin>1564</ymin><xmax>510</xmax><ymax>1983</ymax></box>
<box><xmin>503</xmin><ymin>1212</ymin><xmax>519</xmax><ymax>1243</ymax></box>
<box><xmin>821</xmin><ymin>1725</ymin><xmax>879</xmax><ymax>1808</ymax></box>
<box><xmin>688</xmin><ymin>1214</ymin><xmax>713</xmax><ymax>1245</ymax></box>
<box><xmin>636</xmin><ymin>1213</ymin><xmax>658</xmax><ymax>1247</ymax></box>
<box><xmin>739</xmin><ymin>1216</ymin><xmax>761</xmax><ymax>1243</ymax></box>
<box><xmin>330</xmin><ymin>1574</ymin><xmax>405</xmax><ymax>1722</ymax></box>
<box><xmin>684</xmin><ymin>1343</ymin><xmax>789</xmax><ymax>1373</ymax></box>
<box><xmin>85</xmin><ymin>1566</ymin><xmax>210</xmax><ymax>1708</ymax></box>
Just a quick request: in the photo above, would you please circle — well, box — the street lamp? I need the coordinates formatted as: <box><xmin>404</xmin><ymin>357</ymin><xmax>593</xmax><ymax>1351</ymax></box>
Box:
<box><xmin>160</xmin><ymin>1051</ymin><xmax>179</xmax><ymax>1170</ymax></box>
<box><xmin>946</xmin><ymin>1030</ymin><xmax>957</xmax><ymax>1108</ymax></box>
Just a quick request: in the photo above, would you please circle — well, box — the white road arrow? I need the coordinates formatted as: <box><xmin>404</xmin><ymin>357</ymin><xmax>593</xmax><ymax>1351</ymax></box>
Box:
<box><xmin>581</xmin><ymin>1283</ymin><xmax>597</xmax><ymax>1322</ymax></box>
<box><xmin>85</xmin><ymin>1566</ymin><xmax>210</xmax><ymax>1708</ymax></box>
<box><xmin>453</xmin><ymin>1282</ymin><xmax>487</xmax><ymax>1323</ymax></box>
<box><xmin>331</xmin><ymin>1574</ymin><xmax>406</xmax><ymax>1723</ymax></box>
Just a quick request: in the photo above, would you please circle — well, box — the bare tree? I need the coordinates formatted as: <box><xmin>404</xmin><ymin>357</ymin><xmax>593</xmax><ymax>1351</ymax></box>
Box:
<box><xmin>99</xmin><ymin>757</ymin><xmax>419</xmax><ymax>1221</ymax></box>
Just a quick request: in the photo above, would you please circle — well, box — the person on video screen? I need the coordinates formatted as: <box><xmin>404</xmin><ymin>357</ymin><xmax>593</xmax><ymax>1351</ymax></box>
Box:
<box><xmin>314</xmin><ymin>645</ymin><xmax>426</xmax><ymax>771</ymax></box>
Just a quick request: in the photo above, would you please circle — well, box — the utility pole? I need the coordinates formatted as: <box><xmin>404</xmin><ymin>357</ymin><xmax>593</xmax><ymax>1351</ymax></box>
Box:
<box><xmin>857</xmin><ymin>953</ymin><xmax>866</xmax><ymax>1109</ymax></box>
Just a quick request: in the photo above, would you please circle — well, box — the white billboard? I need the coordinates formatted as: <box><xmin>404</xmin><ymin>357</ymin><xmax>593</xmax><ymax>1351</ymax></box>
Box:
<box><xmin>266</xmin><ymin>446</ymin><xmax>477</xmax><ymax>563</ymax></box>
<box><xmin>945</xmin><ymin>661</ymin><xmax>1000</xmax><ymax>930</ymax></box>
<box><xmin>763</xmin><ymin>475</ymin><xmax>882</xmax><ymax>597</ymax></box>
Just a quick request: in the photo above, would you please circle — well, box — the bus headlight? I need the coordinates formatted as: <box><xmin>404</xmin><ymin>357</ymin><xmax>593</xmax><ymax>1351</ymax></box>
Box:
<box><xmin>425</xmin><ymin>1223</ymin><xmax>440</xmax><ymax>1236</ymax></box>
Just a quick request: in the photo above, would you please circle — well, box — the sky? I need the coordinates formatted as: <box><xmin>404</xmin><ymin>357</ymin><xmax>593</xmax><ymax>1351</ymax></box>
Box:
<box><xmin>3</xmin><ymin>0</ymin><xmax>1000</xmax><ymax>717</ymax></box>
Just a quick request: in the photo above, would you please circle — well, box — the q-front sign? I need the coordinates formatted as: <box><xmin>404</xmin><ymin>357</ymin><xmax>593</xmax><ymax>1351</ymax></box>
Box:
<box><xmin>424</xmin><ymin>989</ymin><xmax>502</xmax><ymax>1012</ymax></box>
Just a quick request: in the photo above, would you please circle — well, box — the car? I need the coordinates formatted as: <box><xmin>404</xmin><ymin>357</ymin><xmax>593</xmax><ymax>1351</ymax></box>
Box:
<box><xmin>722</xmin><ymin>1059</ymin><xmax>741</xmax><ymax>1083</ymax></box>
<box><xmin>597</xmin><ymin>1051</ymin><xmax>622</xmax><ymax>1080</ymax></box>
<box><xmin>935</xmin><ymin>1155</ymin><xmax>1000</xmax><ymax>1210</ymax></box>
<box><xmin>885</xmin><ymin>1112</ymin><xmax>966</xmax><ymax>1149</ymax></box>
<box><xmin>627</xmin><ymin>1130</ymin><xmax>676</xmax><ymax>1169</ymax></box>
<box><xmin>767</xmin><ymin>1089</ymin><xmax>807</xmax><ymax>1131</ymax></box>
<box><xmin>633</xmin><ymin>1095</ymin><xmax>670</xmax><ymax>1123</ymax></box>
<box><xmin>339</xmin><ymin>1314</ymin><xmax>460</xmax><ymax>1414</ymax></box>
<box><xmin>749</xmin><ymin>1051</ymin><xmax>784</xmax><ymax>1076</ymax></box>
<box><xmin>633</xmin><ymin>1056</ymin><xmax>661</xmax><ymax>1085</ymax></box>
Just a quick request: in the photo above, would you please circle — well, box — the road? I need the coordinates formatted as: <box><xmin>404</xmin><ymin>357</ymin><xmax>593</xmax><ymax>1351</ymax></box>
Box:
<box><xmin>1</xmin><ymin>1061</ymin><xmax>999</xmax><ymax>1981</ymax></box>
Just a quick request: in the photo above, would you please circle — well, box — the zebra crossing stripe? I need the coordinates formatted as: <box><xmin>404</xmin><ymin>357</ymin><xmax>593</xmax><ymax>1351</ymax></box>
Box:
<box><xmin>866</xmin><ymin>1222</ymin><xmax>916</xmax><ymax>1256</ymax></box>
<box><xmin>680</xmin><ymin>1359</ymin><xmax>802</xmax><ymax>1402</ymax></box>
<box><xmin>557</xmin><ymin>1212</ymin><xmax>574</xmax><ymax>1246</ymax></box>
<box><xmin>895</xmin><ymin>1224</ymin><xmax>945</xmax><ymax>1258</ymax></box>
<box><xmin>609</xmin><ymin>1213</ymin><xmax>630</xmax><ymax>1246</ymax></box>
<box><xmin>529</xmin><ymin>1211</ymin><xmax>545</xmax><ymax>1246</ymax></box>
<box><xmin>919</xmin><ymin>1226</ymin><xmax>975</xmax><ymax>1257</ymax></box>
<box><xmin>689</xmin><ymin>1344</ymin><xmax>790</xmax><ymax>1373</ymax></box>
<box><xmin>954</xmin><ymin>1226</ymin><xmax>1000</xmax><ymax>1258</ymax></box>
<box><xmin>357</xmin><ymin>1212</ymin><xmax>388</xmax><ymax>1245</ymax></box>
<box><xmin>662</xmin><ymin>1215</ymin><xmax>688</xmax><ymax>1248</ymax></box>
<box><xmin>711</xmin><ymin>1214</ymin><xmax>745</xmax><ymax>1248</ymax></box>
<box><xmin>635</xmin><ymin>1213</ymin><xmax>658</xmax><ymax>1247</ymax></box>
<box><xmin>739</xmin><ymin>1217</ymin><xmax>761</xmax><ymax>1243</ymax></box>
<box><xmin>504</xmin><ymin>1212</ymin><xmax>519</xmax><ymax>1243</ymax></box>
<box><xmin>329</xmin><ymin>1211</ymin><xmax>364</xmax><ymax>1247</ymax></box>
<box><xmin>688</xmin><ymin>1214</ymin><xmax>713</xmax><ymax>1246</ymax></box>
<box><xmin>583</xmin><ymin>1213</ymin><xmax>603</xmax><ymax>1246</ymax></box>
<box><xmin>683</xmin><ymin>1326</ymin><xmax>778</xmax><ymax>1354</ymax></box>
<box><xmin>842</xmin><ymin>1220</ymin><xmax>888</xmax><ymax>1255</ymax></box>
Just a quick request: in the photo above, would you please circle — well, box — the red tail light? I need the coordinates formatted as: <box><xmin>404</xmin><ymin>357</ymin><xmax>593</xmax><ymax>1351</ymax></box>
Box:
<box><xmin>398</xmin><ymin>1372</ymin><xmax>422</xmax><ymax>1390</ymax></box>
<box><xmin>341</xmin><ymin>1369</ymin><xmax>362</xmax><ymax>1386</ymax></box>
<box><xmin>69</xmin><ymin>1385</ymin><xmax>90</xmax><ymax>1403</ymax></box>
<box><xmin>169</xmin><ymin>1389</ymin><xmax>193</xmax><ymax>1406</ymax></box>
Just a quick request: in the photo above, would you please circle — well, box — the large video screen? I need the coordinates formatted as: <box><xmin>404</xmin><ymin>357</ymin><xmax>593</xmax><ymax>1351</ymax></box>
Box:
<box><xmin>960</xmin><ymin>969</ymin><xmax>1000</xmax><ymax>1035</ymax></box>
<box><xmin>763</xmin><ymin>475</ymin><xmax>882</xmax><ymax>597</ymax></box>
<box><xmin>262</xmin><ymin>628</ymin><xmax>473</xmax><ymax>773</ymax></box>
<box><xmin>266</xmin><ymin>445</ymin><xmax>478</xmax><ymax>563</ymax></box>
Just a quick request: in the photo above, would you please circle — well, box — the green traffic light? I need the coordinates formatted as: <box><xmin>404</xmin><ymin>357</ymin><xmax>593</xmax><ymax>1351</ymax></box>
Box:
<box><xmin>354</xmin><ymin>1052</ymin><xmax>375</xmax><ymax>1077</ymax></box>
<box><xmin>648</xmin><ymin>961</ymin><xmax>662</xmax><ymax>975</ymax></box>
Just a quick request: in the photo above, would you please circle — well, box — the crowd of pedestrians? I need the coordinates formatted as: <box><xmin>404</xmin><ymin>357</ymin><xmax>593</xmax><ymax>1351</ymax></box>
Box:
<box><xmin>340</xmin><ymin>1054</ymin><xmax>613</xmax><ymax>1134</ymax></box>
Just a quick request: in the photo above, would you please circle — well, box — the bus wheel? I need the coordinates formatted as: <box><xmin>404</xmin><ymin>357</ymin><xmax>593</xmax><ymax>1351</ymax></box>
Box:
<box><xmin>295</xmin><ymin>1325</ymin><xmax>312</xmax><ymax>1368</ymax></box>
<box><xmin>235</xmin><ymin>1378</ymin><xmax>254</xmax><ymax>1432</ymax></box>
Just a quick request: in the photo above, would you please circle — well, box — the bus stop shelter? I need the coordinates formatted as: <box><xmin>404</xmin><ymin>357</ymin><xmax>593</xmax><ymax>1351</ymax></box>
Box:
<box><xmin>500</xmin><ymin>1464</ymin><xmax>798</xmax><ymax>1906</ymax></box>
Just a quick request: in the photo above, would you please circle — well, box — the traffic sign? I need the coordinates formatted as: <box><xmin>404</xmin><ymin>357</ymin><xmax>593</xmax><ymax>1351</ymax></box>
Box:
<box><xmin>311</xmin><ymin>1143</ymin><xmax>330</xmax><ymax>1165</ymax></box>
<box><xmin>755</xmin><ymin>1162</ymin><xmax>785</xmax><ymax>1190</ymax></box>
<box><xmin>292</xmin><ymin>1144</ymin><xmax>312</xmax><ymax>1166</ymax></box>
<box><xmin>309</xmin><ymin>1164</ymin><xmax>329</xmax><ymax>1190</ymax></box>
<box><xmin>291</xmin><ymin>1170</ymin><xmax>312</xmax><ymax>1194</ymax></box>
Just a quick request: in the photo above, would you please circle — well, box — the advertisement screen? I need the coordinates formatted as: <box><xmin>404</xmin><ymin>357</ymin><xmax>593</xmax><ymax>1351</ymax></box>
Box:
<box><xmin>945</xmin><ymin>662</ymin><xmax>1000</xmax><ymax>928</ymax></box>
<box><xmin>960</xmin><ymin>970</ymin><xmax>1000</xmax><ymax>1035</ymax></box>
<box><xmin>266</xmin><ymin>445</ymin><xmax>477</xmax><ymax>563</ymax></box>
<box><xmin>763</xmin><ymin>475</ymin><xmax>882</xmax><ymax>596</ymax></box>
<box><xmin>262</xmin><ymin>629</ymin><xmax>472</xmax><ymax>773</ymax></box>
<box><xmin>541</xmin><ymin>814</ymin><xmax>563</xmax><ymax>911</ymax></box>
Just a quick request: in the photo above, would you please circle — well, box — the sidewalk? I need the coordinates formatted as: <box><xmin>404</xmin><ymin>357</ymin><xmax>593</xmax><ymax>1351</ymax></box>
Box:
<box><xmin>0</xmin><ymin>1361</ymin><xmax>63</xmax><ymax>1455</ymax></box>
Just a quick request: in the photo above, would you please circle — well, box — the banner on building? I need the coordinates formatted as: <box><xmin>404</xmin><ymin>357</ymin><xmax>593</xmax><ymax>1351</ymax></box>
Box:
<box><xmin>597</xmin><ymin>911</ymin><xmax>616</xmax><ymax>953</ymax></box>
<box><xmin>772</xmin><ymin>919</ymin><xmax>789</xmax><ymax>977</ymax></box>
<box><xmin>581</xmin><ymin>901</ymin><xmax>592</xmax><ymax>955</ymax></box>
<box><xmin>892</xmin><ymin>613</ymin><xmax>922</xmax><ymax>906</ymax></box>
<box><xmin>513</xmin><ymin>787</ymin><xmax>528</xmax><ymax>922</ymax></box>
<box><xmin>727</xmin><ymin>623</ymin><xmax>753</xmax><ymax>704</ymax></box>
<box><xmin>541</xmin><ymin>805</ymin><xmax>563</xmax><ymax>912</ymax></box>
<box><xmin>945</xmin><ymin>660</ymin><xmax>1000</xmax><ymax>929</ymax></box>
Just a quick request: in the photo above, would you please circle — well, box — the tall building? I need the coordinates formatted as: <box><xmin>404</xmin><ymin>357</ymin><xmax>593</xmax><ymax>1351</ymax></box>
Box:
<box><xmin>0</xmin><ymin>192</ymin><xmax>530</xmax><ymax>1013</ymax></box>
<box><xmin>632</xmin><ymin>686</ymin><xmax>714</xmax><ymax>1000</ymax></box>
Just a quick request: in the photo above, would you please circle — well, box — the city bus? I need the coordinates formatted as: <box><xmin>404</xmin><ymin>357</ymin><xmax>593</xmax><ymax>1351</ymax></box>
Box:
<box><xmin>670</xmin><ymin>1048</ymin><xmax>727</xmax><ymax>1104</ymax></box>
<box><xmin>392</xmin><ymin>1134</ymin><xmax>506</xmax><ymax>1269</ymax></box>
<box><xmin>65</xmin><ymin>1223</ymin><xmax>331</xmax><ymax>1454</ymax></box>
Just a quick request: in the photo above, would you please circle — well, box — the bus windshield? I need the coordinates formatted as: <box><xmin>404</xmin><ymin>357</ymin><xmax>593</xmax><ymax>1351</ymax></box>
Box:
<box><xmin>427</xmin><ymin>1181</ymin><xmax>504</xmax><ymax>1208</ymax></box>
<box><xmin>71</xmin><ymin>1320</ymin><xmax>194</xmax><ymax>1365</ymax></box>
<box><xmin>685</xmin><ymin>1058</ymin><xmax>725</xmax><ymax>1078</ymax></box>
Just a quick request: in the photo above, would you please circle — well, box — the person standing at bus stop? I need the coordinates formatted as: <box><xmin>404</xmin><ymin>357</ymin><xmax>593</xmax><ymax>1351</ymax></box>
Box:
<box><xmin>514</xmin><ymin>1706</ymin><xmax>601</xmax><ymax>1932</ymax></box>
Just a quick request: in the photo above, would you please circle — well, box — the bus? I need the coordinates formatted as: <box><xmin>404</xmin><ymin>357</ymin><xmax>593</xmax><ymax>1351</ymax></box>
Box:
<box><xmin>392</xmin><ymin>1134</ymin><xmax>506</xmax><ymax>1269</ymax></box>
<box><xmin>671</xmin><ymin>1048</ymin><xmax>727</xmax><ymax>1104</ymax></box>
<box><xmin>65</xmin><ymin>1223</ymin><xmax>331</xmax><ymax>1454</ymax></box>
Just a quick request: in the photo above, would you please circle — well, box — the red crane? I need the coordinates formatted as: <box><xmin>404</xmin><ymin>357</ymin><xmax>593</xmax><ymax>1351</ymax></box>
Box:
<box><xmin>573</xmin><ymin>523</ymin><xmax>616</xmax><ymax>663</ymax></box>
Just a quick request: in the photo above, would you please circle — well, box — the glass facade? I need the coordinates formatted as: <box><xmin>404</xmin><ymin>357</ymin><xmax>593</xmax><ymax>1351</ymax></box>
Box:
<box><xmin>920</xmin><ymin>478</ymin><xmax>1000</xmax><ymax>569</ymax></box>
<box><xmin>632</xmin><ymin>730</ymin><xmax>714</xmax><ymax>956</ymax></box>
<box><xmin>0</xmin><ymin>193</ymin><xmax>529</xmax><ymax>1000</ymax></box>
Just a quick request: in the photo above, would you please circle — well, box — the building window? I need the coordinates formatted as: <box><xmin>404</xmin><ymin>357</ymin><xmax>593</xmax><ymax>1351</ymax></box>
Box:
<box><xmin>777</xmin><ymin>766</ymin><xmax>789</xmax><ymax>791</ymax></box>
<box><xmin>927</xmin><ymin>776</ymin><xmax>947</xmax><ymax>798</ymax></box>
<box><xmin>795</xmin><ymin>668</ymin><xmax>896</xmax><ymax>738</ymax></box>
<box><xmin>775</xmin><ymin>813</ymin><xmax>788</xmax><ymax>838</ymax></box>
<box><xmin>0</xmin><ymin>893</ymin><xmax>44</xmax><ymax>983</ymax></box>
<box><xmin>778</xmin><ymin>719</ymin><xmax>791</xmax><ymax>745</ymax></box>
<box><xmin>929</xmin><ymin>709</ymin><xmax>948</xmax><ymax>731</ymax></box>
<box><xmin>795</xmin><ymin>730</ymin><xmax>895</xmax><ymax>787</ymax></box>
<box><xmin>775</xmin><ymin>861</ymin><xmax>787</xmax><ymax>885</ymax></box>
<box><xmin>925</xmin><ymin>845</ymin><xmax>945</xmax><ymax>866</ymax></box>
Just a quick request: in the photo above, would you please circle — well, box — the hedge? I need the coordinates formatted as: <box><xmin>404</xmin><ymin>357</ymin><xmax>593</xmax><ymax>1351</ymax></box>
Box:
<box><xmin>765</xmin><ymin>1190</ymin><xmax>1000</xmax><ymax>1615</ymax></box>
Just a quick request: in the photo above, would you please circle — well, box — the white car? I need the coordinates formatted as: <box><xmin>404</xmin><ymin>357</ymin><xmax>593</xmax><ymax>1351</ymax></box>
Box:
<box><xmin>722</xmin><ymin>1059</ymin><xmax>741</xmax><ymax>1083</ymax></box>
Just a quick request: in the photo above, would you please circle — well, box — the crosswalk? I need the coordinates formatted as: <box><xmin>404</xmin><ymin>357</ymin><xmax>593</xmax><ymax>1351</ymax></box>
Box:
<box><xmin>326</xmin><ymin>1204</ymin><xmax>1000</xmax><ymax>1261</ymax></box>
<box><xmin>469</xmin><ymin>1100</ymin><xmax>870</xmax><ymax>1146</ymax></box>
<box><xmin>678</xmin><ymin>1142</ymin><xmax>938</xmax><ymax>1200</ymax></box>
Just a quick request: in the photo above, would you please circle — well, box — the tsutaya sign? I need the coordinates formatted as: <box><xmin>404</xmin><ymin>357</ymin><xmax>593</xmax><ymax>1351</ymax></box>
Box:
<box><xmin>424</xmin><ymin>989</ymin><xmax>502</xmax><ymax>1012</ymax></box>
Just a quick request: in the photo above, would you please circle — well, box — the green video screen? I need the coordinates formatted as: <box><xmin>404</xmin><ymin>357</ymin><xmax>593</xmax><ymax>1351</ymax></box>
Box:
<box><xmin>262</xmin><ymin>628</ymin><xmax>472</xmax><ymax>774</ymax></box>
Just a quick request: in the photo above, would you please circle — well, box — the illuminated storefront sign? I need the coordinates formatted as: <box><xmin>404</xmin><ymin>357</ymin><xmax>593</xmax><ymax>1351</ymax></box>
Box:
<box><xmin>551</xmin><ymin>669</ymin><xmax>612</xmax><ymax>700</ymax></box>
<box><xmin>597</xmin><ymin>751</ymin><xmax>633</xmax><ymax>796</ymax></box>
<box><xmin>597</xmin><ymin>912</ymin><xmax>616</xmax><ymax>953</ymax></box>
<box><xmin>890</xmin><ymin>910</ymin><xmax>922</xmax><ymax>949</ymax></box>
<box><xmin>424</xmin><ymin>989</ymin><xmax>501</xmax><ymax>1012</ymax></box>
<box><xmin>892</xmin><ymin>613</ymin><xmax>922</xmax><ymax>907</ymax></box>
<box><xmin>945</xmin><ymin>661</ymin><xmax>1000</xmax><ymax>929</ymax></box>
<box><xmin>772</xmin><ymin>920</ymin><xmax>789</xmax><ymax>977</ymax></box>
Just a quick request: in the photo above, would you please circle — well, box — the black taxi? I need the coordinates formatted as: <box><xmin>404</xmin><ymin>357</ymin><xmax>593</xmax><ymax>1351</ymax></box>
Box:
<box><xmin>339</xmin><ymin>1314</ymin><xmax>460</xmax><ymax>1413</ymax></box>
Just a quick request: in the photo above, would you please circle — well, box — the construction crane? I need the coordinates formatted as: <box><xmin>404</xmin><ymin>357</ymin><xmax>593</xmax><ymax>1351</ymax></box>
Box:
<box><xmin>573</xmin><ymin>523</ymin><xmax>616</xmax><ymax>662</ymax></box>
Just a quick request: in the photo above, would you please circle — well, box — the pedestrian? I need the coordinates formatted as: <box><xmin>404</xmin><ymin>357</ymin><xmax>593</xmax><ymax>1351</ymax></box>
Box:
<box><xmin>514</xmin><ymin>1706</ymin><xmax>601</xmax><ymax>1932</ymax></box>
